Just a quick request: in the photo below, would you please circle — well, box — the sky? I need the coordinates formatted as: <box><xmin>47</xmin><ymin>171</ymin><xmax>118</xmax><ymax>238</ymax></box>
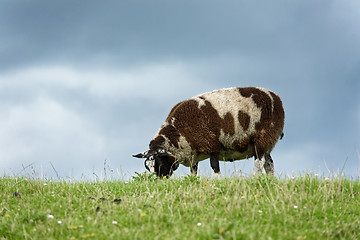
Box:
<box><xmin>0</xmin><ymin>0</ymin><xmax>359</xmax><ymax>180</ymax></box>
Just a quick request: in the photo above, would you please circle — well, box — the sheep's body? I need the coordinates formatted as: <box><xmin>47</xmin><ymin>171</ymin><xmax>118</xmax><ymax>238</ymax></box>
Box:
<box><xmin>134</xmin><ymin>87</ymin><xmax>285</xmax><ymax>177</ymax></box>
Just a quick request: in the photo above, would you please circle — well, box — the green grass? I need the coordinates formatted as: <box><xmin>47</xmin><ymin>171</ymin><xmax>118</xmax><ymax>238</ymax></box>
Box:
<box><xmin>1</xmin><ymin>173</ymin><xmax>360</xmax><ymax>240</ymax></box>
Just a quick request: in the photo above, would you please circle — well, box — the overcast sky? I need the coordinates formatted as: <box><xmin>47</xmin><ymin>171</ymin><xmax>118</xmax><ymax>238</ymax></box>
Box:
<box><xmin>1</xmin><ymin>0</ymin><xmax>359</xmax><ymax>180</ymax></box>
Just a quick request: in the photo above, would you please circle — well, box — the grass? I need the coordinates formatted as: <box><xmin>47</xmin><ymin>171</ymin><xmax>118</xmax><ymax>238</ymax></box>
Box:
<box><xmin>1</xmin><ymin>173</ymin><xmax>360</xmax><ymax>240</ymax></box>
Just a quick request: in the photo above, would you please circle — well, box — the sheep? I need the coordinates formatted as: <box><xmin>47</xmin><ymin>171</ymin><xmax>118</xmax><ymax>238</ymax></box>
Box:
<box><xmin>133</xmin><ymin>87</ymin><xmax>285</xmax><ymax>178</ymax></box>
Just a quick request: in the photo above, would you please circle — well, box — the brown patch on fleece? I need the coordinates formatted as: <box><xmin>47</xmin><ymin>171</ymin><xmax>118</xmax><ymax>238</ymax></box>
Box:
<box><xmin>158</xmin><ymin>98</ymin><xmax>240</xmax><ymax>154</ymax></box>
<box><xmin>161</xmin><ymin>98</ymin><xmax>245</xmax><ymax>154</ymax></box>
<box><xmin>159</xmin><ymin>125</ymin><xmax>180</xmax><ymax>148</ymax></box>
<box><xmin>167</xmin><ymin>99</ymin><xmax>222</xmax><ymax>154</ymax></box>
<box><xmin>222</xmin><ymin>112</ymin><xmax>235</xmax><ymax>136</ymax></box>
<box><xmin>238</xmin><ymin>110</ymin><xmax>250</xmax><ymax>131</ymax></box>
<box><xmin>270</xmin><ymin>91</ymin><xmax>285</xmax><ymax>138</ymax></box>
<box><xmin>165</xmin><ymin>101</ymin><xmax>183</xmax><ymax>122</ymax></box>
<box><xmin>150</xmin><ymin>135</ymin><xmax>165</xmax><ymax>150</ymax></box>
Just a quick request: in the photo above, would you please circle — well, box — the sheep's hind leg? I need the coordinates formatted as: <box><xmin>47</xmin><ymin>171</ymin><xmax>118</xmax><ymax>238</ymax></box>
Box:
<box><xmin>190</xmin><ymin>162</ymin><xmax>198</xmax><ymax>175</ymax></box>
<box><xmin>264</xmin><ymin>154</ymin><xmax>274</xmax><ymax>176</ymax></box>
<box><xmin>254</xmin><ymin>155</ymin><xmax>266</xmax><ymax>176</ymax></box>
<box><xmin>210</xmin><ymin>154</ymin><xmax>221</xmax><ymax>177</ymax></box>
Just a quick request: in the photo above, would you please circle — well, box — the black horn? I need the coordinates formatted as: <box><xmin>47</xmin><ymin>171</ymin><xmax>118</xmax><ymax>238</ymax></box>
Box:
<box><xmin>132</xmin><ymin>151</ymin><xmax>148</xmax><ymax>158</ymax></box>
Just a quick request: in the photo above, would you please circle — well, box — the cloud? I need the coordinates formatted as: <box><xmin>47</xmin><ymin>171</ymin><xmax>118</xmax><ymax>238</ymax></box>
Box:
<box><xmin>2</xmin><ymin>0</ymin><xmax>359</xmax><ymax>71</ymax></box>
<box><xmin>0</xmin><ymin>62</ymin><xmax>217</xmax><ymax>178</ymax></box>
<box><xmin>0</xmin><ymin>96</ymin><xmax>106</xmax><ymax>175</ymax></box>
<box><xmin>274</xmin><ymin>142</ymin><xmax>328</xmax><ymax>174</ymax></box>
<box><xmin>0</xmin><ymin>0</ymin><xmax>359</xmax><ymax>179</ymax></box>
<box><xmin>275</xmin><ymin>139</ymin><xmax>360</xmax><ymax>177</ymax></box>
<box><xmin>0</xmin><ymin>62</ymin><xmax>210</xmax><ymax>102</ymax></box>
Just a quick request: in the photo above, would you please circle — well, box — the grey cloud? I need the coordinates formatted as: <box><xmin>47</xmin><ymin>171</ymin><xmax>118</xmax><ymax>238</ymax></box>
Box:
<box><xmin>2</xmin><ymin>1</ymin><xmax>359</xmax><ymax>70</ymax></box>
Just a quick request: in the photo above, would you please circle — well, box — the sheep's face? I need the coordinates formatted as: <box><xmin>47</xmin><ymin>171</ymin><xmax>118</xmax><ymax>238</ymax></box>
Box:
<box><xmin>133</xmin><ymin>149</ymin><xmax>178</xmax><ymax>178</ymax></box>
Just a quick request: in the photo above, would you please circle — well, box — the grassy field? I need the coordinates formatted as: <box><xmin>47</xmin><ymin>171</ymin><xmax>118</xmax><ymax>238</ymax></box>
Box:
<box><xmin>1</xmin><ymin>173</ymin><xmax>360</xmax><ymax>240</ymax></box>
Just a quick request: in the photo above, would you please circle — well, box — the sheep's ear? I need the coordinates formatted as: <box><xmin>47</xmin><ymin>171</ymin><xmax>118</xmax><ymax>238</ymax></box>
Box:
<box><xmin>132</xmin><ymin>151</ymin><xmax>148</xmax><ymax>158</ymax></box>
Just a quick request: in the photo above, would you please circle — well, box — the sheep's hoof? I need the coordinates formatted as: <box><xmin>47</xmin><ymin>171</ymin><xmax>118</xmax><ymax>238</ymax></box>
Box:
<box><xmin>213</xmin><ymin>172</ymin><xmax>221</xmax><ymax>179</ymax></box>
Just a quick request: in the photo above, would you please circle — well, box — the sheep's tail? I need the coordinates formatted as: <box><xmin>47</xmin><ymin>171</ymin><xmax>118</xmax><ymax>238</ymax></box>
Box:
<box><xmin>280</xmin><ymin>133</ymin><xmax>284</xmax><ymax>140</ymax></box>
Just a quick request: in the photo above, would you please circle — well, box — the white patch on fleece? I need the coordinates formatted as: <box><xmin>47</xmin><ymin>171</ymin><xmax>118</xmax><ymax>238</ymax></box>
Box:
<box><xmin>194</xmin><ymin>96</ymin><xmax>206</xmax><ymax>108</ymax></box>
<box><xmin>161</xmin><ymin>134</ymin><xmax>171</xmax><ymax>150</ymax></box>
<box><xmin>168</xmin><ymin>135</ymin><xmax>195</xmax><ymax>167</ymax></box>
<box><xmin>193</xmin><ymin>87</ymin><xmax>262</xmax><ymax>148</ymax></box>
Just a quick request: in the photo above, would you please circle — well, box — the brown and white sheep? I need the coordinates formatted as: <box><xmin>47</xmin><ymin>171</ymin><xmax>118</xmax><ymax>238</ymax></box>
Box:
<box><xmin>133</xmin><ymin>87</ymin><xmax>285</xmax><ymax>178</ymax></box>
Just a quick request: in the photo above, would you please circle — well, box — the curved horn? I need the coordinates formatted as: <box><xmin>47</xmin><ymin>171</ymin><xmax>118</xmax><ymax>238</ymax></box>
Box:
<box><xmin>132</xmin><ymin>151</ymin><xmax>149</xmax><ymax>159</ymax></box>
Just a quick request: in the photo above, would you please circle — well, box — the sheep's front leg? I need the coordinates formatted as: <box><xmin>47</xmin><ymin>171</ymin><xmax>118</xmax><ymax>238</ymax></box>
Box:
<box><xmin>210</xmin><ymin>154</ymin><xmax>220</xmax><ymax>176</ymax></box>
<box><xmin>264</xmin><ymin>154</ymin><xmax>274</xmax><ymax>176</ymax></box>
<box><xmin>190</xmin><ymin>162</ymin><xmax>198</xmax><ymax>175</ymax></box>
<box><xmin>254</xmin><ymin>155</ymin><xmax>266</xmax><ymax>176</ymax></box>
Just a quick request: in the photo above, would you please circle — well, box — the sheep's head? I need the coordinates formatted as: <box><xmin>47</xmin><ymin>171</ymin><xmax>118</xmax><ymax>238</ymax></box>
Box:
<box><xmin>133</xmin><ymin>149</ymin><xmax>178</xmax><ymax>178</ymax></box>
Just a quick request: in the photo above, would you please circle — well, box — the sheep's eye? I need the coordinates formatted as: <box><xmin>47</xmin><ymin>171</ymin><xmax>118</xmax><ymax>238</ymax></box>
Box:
<box><xmin>148</xmin><ymin>156</ymin><xmax>154</xmax><ymax>161</ymax></box>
